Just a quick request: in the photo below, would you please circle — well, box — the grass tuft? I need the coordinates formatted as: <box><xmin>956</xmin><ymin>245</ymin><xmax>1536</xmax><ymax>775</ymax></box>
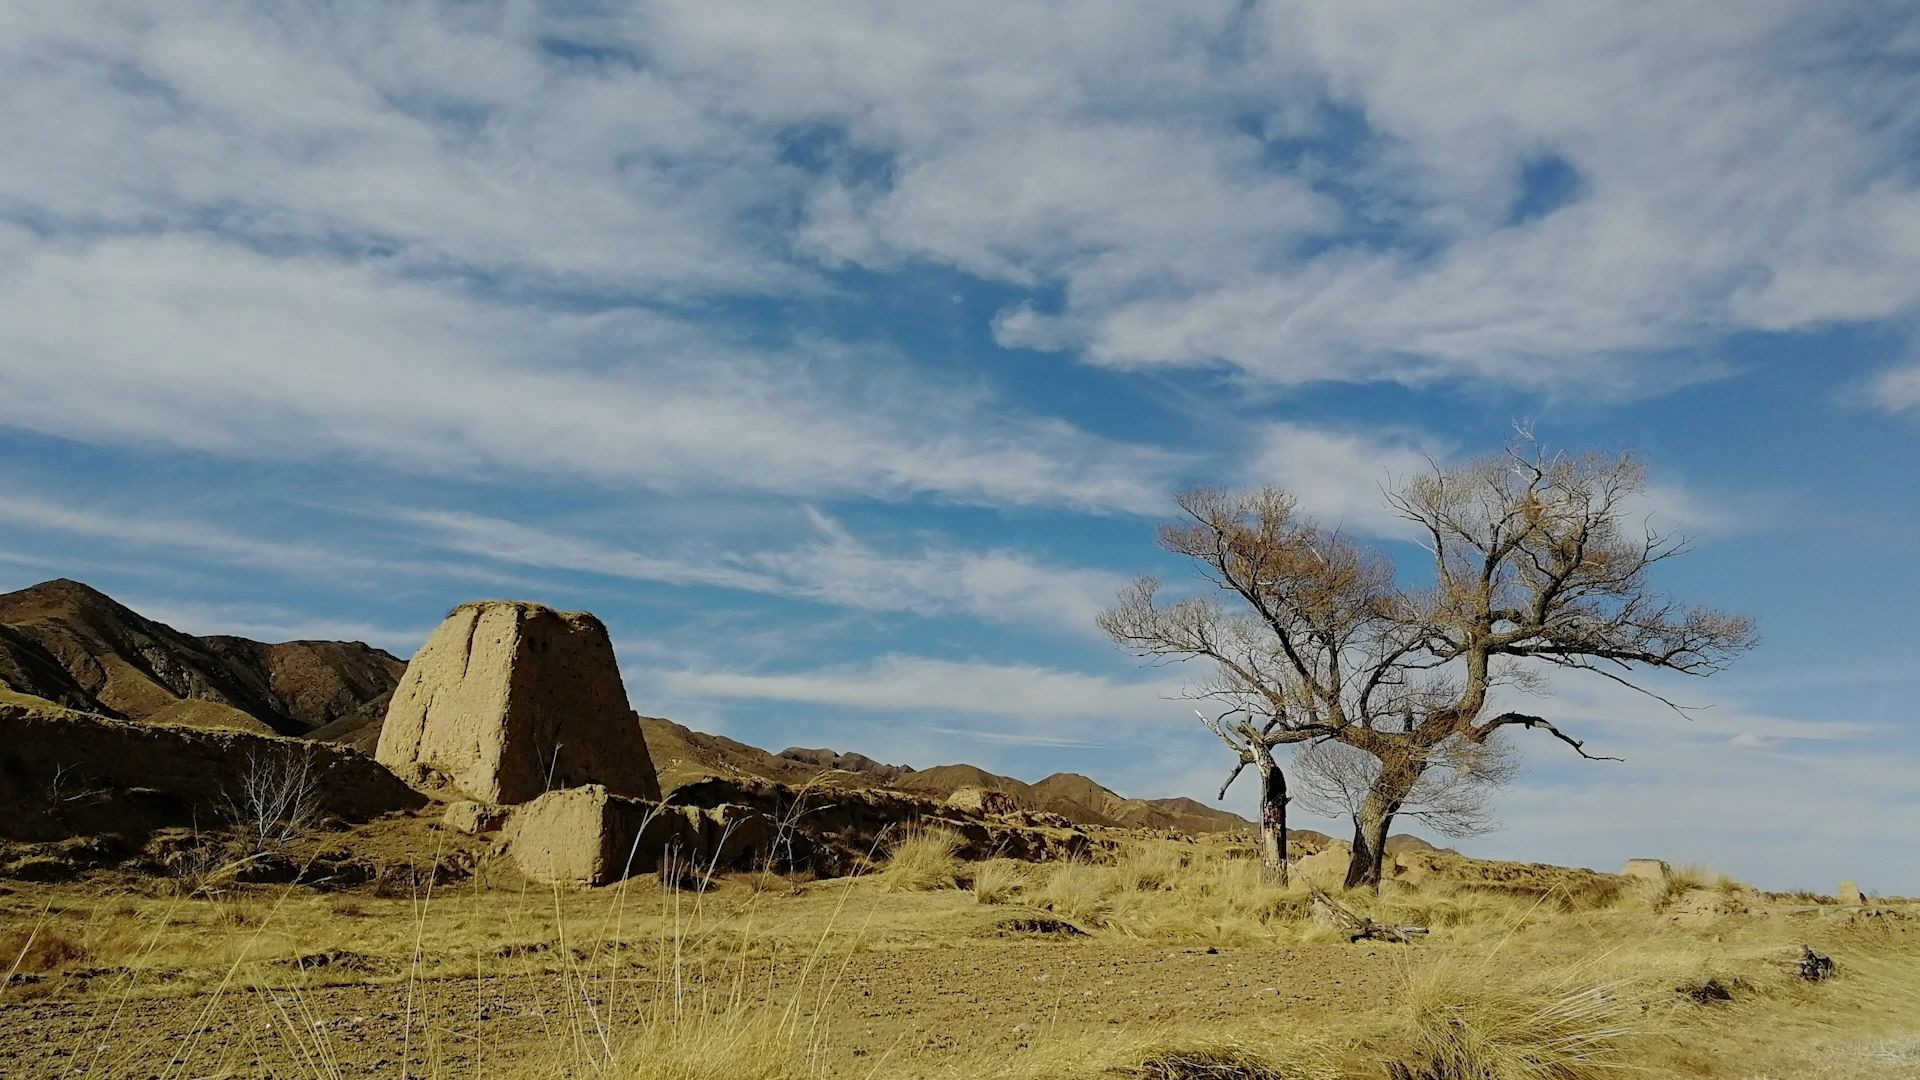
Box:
<box><xmin>1390</xmin><ymin>963</ymin><xmax>1651</xmax><ymax>1080</ymax></box>
<box><xmin>877</xmin><ymin>826</ymin><xmax>963</xmax><ymax>892</ymax></box>
<box><xmin>1034</xmin><ymin>862</ymin><xmax>1118</xmax><ymax>926</ymax></box>
<box><xmin>968</xmin><ymin>858</ymin><xmax>1031</xmax><ymax>904</ymax></box>
<box><xmin>528</xmin><ymin>1003</ymin><xmax>825</xmax><ymax>1080</ymax></box>
<box><xmin>1</xmin><ymin>927</ymin><xmax>89</xmax><ymax>975</ymax></box>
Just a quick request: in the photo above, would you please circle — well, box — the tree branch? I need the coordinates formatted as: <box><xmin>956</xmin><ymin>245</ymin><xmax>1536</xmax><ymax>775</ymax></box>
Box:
<box><xmin>1541</xmin><ymin>656</ymin><xmax>1703</xmax><ymax>720</ymax></box>
<box><xmin>1477</xmin><ymin>712</ymin><xmax>1623</xmax><ymax>761</ymax></box>
<box><xmin>1217</xmin><ymin>758</ymin><xmax>1249</xmax><ymax>800</ymax></box>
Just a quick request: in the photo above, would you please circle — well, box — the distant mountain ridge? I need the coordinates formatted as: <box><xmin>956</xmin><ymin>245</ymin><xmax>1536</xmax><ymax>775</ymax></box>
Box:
<box><xmin>0</xmin><ymin>579</ymin><xmax>404</xmax><ymax>736</ymax></box>
<box><xmin>0</xmin><ymin>578</ymin><xmax>1338</xmax><ymax>840</ymax></box>
<box><xmin>776</xmin><ymin>746</ymin><xmax>1256</xmax><ymax>835</ymax></box>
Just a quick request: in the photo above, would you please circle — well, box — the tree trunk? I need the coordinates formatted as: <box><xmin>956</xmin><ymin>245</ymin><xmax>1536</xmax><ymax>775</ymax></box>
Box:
<box><xmin>1344</xmin><ymin>795</ymin><xmax>1393</xmax><ymax>891</ymax></box>
<box><xmin>1344</xmin><ymin>765</ymin><xmax>1416</xmax><ymax>891</ymax></box>
<box><xmin>1255</xmin><ymin>754</ymin><xmax>1288</xmax><ymax>885</ymax></box>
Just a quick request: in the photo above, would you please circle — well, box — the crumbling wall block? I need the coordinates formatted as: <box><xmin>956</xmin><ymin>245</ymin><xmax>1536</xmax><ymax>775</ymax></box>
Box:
<box><xmin>376</xmin><ymin>602</ymin><xmax>660</xmax><ymax>805</ymax></box>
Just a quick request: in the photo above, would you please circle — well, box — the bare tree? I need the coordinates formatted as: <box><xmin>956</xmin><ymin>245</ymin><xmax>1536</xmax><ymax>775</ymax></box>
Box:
<box><xmin>1101</xmin><ymin>442</ymin><xmax>1756</xmax><ymax>890</ymax></box>
<box><xmin>1194</xmin><ymin>708</ymin><xmax>1295</xmax><ymax>883</ymax></box>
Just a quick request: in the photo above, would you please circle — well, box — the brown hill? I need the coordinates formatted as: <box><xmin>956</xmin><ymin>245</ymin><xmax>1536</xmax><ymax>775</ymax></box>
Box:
<box><xmin>642</xmin><ymin>716</ymin><xmax>829</xmax><ymax>793</ymax></box>
<box><xmin>0</xmin><ymin>579</ymin><xmax>404</xmax><ymax>736</ymax></box>
<box><xmin>2</xmin><ymin>580</ymin><xmax>1435</xmax><ymax>846</ymax></box>
<box><xmin>643</xmin><ymin>728</ymin><xmax>1257</xmax><ymax>836</ymax></box>
<box><xmin>199</xmin><ymin>636</ymin><xmax>404</xmax><ymax>732</ymax></box>
<box><xmin>891</xmin><ymin>763</ymin><xmax>1021</xmax><ymax>800</ymax></box>
<box><xmin>1121</xmin><ymin>794</ymin><xmax>1253</xmax><ymax>835</ymax></box>
<box><xmin>888</xmin><ymin>763</ymin><xmax>1254</xmax><ymax>835</ymax></box>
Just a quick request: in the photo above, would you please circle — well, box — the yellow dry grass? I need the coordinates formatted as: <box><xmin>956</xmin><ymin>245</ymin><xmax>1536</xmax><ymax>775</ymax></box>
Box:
<box><xmin>2</xmin><ymin>838</ymin><xmax>1916</xmax><ymax>1079</ymax></box>
<box><xmin>875</xmin><ymin>825</ymin><xmax>964</xmax><ymax>892</ymax></box>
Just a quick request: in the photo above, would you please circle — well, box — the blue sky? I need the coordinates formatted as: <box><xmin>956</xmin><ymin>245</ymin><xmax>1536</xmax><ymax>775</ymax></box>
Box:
<box><xmin>2</xmin><ymin>2</ymin><xmax>1917</xmax><ymax>891</ymax></box>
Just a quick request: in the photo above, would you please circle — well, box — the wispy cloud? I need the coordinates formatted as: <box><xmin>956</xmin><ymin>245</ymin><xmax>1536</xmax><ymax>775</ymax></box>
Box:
<box><xmin>926</xmin><ymin>726</ymin><xmax>1108</xmax><ymax>750</ymax></box>
<box><xmin>125</xmin><ymin>598</ymin><xmax>429</xmax><ymax>655</ymax></box>
<box><xmin>1868</xmin><ymin>365</ymin><xmax>1920</xmax><ymax>413</ymax></box>
<box><xmin>0</xmin><ymin>235</ymin><xmax>1179</xmax><ymax>514</ymax></box>
<box><xmin>1243</xmin><ymin>422</ymin><xmax>1440</xmax><ymax>537</ymax></box>
<box><xmin>0</xmin><ymin>486</ymin><xmax>385</xmax><ymax>579</ymax></box>
<box><xmin>398</xmin><ymin>509</ymin><xmax>783</xmax><ymax>594</ymax></box>
<box><xmin>399</xmin><ymin>506</ymin><xmax>1128</xmax><ymax>636</ymax></box>
<box><xmin>627</xmin><ymin>2</ymin><xmax>1920</xmax><ymax>391</ymax></box>
<box><xmin>647</xmin><ymin>653</ymin><xmax>1192</xmax><ymax>725</ymax></box>
<box><xmin>1242</xmin><ymin>421</ymin><xmax>1748</xmax><ymax>540</ymax></box>
<box><xmin>0</xmin><ymin>486</ymin><xmax>535</xmax><ymax>590</ymax></box>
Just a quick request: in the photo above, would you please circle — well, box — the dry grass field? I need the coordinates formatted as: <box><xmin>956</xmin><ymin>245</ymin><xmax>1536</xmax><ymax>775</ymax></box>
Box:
<box><xmin>3</xmin><ymin>830</ymin><xmax>1915</xmax><ymax>1080</ymax></box>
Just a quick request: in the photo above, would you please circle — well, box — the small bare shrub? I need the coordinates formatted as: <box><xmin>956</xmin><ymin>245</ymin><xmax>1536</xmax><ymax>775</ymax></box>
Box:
<box><xmin>220</xmin><ymin>750</ymin><xmax>322</xmax><ymax>853</ymax></box>
<box><xmin>45</xmin><ymin>763</ymin><xmax>111</xmax><ymax>809</ymax></box>
<box><xmin>160</xmin><ymin>832</ymin><xmax>256</xmax><ymax>897</ymax></box>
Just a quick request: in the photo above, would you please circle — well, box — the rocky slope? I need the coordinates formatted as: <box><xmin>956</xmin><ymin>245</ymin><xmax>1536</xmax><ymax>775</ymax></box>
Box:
<box><xmin>0</xmin><ymin>579</ymin><xmax>1398</xmax><ymax>842</ymax></box>
<box><xmin>0</xmin><ymin>579</ymin><xmax>404</xmax><ymax>736</ymax></box>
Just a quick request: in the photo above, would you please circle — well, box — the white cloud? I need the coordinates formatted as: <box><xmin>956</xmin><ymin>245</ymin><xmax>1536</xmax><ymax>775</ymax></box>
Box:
<box><xmin>649</xmin><ymin>653</ymin><xmax>1191</xmax><ymax>725</ymax></box>
<box><xmin>0</xmin><ymin>3</ymin><xmax>791</xmax><ymax>294</ymax></box>
<box><xmin>125</xmin><ymin>598</ymin><xmax>429</xmax><ymax>655</ymax></box>
<box><xmin>759</xmin><ymin>509</ymin><xmax>1128</xmax><ymax>634</ymax></box>
<box><xmin>1494</xmin><ymin>665</ymin><xmax>1887</xmax><ymax>751</ymax></box>
<box><xmin>925</xmin><ymin>726</ymin><xmax>1108</xmax><ymax>750</ymax></box>
<box><xmin>627</xmin><ymin>1</ymin><xmax>1920</xmax><ymax>390</ymax></box>
<box><xmin>1868</xmin><ymin>365</ymin><xmax>1920</xmax><ymax>413</ymax></box>
<box><xmin>0</xmin><ymin>233</ymin><xmax>1178</xmax><ymax>513</ymax></box>
<box><xmin>1477</xmin><ymin>738</ymin><xmax>1920</xmax><ymax>891</ymax></box>
<box><xmin>399</xmin><ymin>506</ymin><xmax>1128</xmax><ymax>636</ymax></box>
<box><xmin>9</xmin><ymin>3</ymin><xmax>1909</xmax><ymax>431</ymax></box>
<box><xmin>0</xmin><ymin>484</ymin><xmax>545</xmax><ymax>588</ymax></box>
<box><xmin>1243</xmin><ymin>422</ymin><xmax>1746</xmax><ymax>541</ymax></box>
<box><xmin>0</xmin><ymin>485</ymin><xmax>455</xmax><ymax>584</ymax></box>
<box><xmin>1244</xmin><ymin>422</ymin><xmax>1440</xmax><ymax>537</ymax></box>
<box><xmin>1451</xmin><ymin>660</ymin><xmax>1920</xmax><ymax>884</ymax></box>
<box><xmin>399</xmin><ymin>509</ymin><xmax>785</xmax><ymax>595</ymax></box>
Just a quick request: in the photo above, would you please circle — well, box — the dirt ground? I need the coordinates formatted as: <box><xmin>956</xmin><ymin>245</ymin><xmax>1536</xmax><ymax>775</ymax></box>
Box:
<box><xmin>0</xmin><ymin>938</ymin><xmax>1409</xmax><ymax>1077</ymax></box>
<box><xmin>5</xmin><ymin>835</ymin><xmax>1918</xmax><ymax>1080</ymax></box>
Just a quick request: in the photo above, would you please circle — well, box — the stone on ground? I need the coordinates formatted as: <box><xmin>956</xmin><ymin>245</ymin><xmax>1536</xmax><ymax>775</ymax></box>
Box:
<box><xmin>442</xmin><ymin>799</ymin><xmax>508</xmax><ymax>835</ymax></box>
<box><xmin>504</xmin><ymin>785</ymin><xmax>771</xmax><ymax>887</ymax></box>
<box><xmin>1390</xmin><ymin>850</ymin><xmax>1443</xmax><ymax>886</ymax></box>
<box><xmin>1295</xmin><ymin>841</ymin><xmax>1352</xmax><ymax>884</ymax></box>
<box><xmin>946</xmin><ymin>786</ymin><xmax>1019</xmax><ymax>816</ymax></box>
<box><xmin>1837</xmin><ymin>879</ymin><xmax>1863</xmax><ymax>905</ymax></box>
<box><xmin>376</xmin><ymin>601</ymin><xmax>660</xmax><ymax>805</ymax></box>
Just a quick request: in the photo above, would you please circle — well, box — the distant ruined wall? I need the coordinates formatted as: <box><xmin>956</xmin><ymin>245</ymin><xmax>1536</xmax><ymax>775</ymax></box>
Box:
<box><xmin>0</xmin><ymin>703</ymin><xmax>424</xmax><ymax>843</ymax></box>
<box><xmin>376</xmin><ymin>602</ymin><xmax>660</xmax><ymax>805</ymax></box>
